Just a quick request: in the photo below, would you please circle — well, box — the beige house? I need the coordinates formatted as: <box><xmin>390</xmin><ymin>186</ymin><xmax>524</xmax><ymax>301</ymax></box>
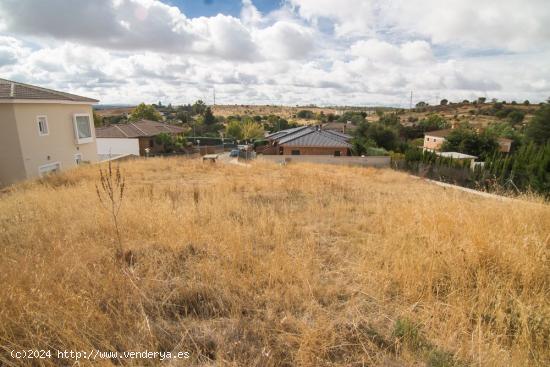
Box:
<box><xmin>0</xmin><ymin>79</ymin><xmax>99</xmax><ymax>186</ymax></box>
<box><xmin>423</xmin><ymin>129</ymin><xmax>452</xmax><ymax>151</ymax></box>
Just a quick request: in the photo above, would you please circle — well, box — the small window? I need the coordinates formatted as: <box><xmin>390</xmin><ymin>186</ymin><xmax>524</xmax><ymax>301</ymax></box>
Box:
<box><xmin>37</xmin><ymin>115</ymin><xmax>48</xmax><ymax>136</ymax></box>
<box><xmin>334</xmin><ymin>150</ymin><xmax>341</xmax><ymax>156</ymax></box>
<box><xmin>291</xmin><ymin>150</ymin><xmax>301</xmax><ymax>155</ymax></box>
<box><xmin>73</xmin><ymin>114</ymin><xmax>93</xmax><ymax>144</ymax></box>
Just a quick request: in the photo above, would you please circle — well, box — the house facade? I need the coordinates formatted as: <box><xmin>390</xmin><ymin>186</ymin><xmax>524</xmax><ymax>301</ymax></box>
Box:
<box><xmin>423</xmin><ymin>129</ymin><xmax>452</xmax><ymax>151</ymax></box>
<box><xmin>0</xmin><ymin>79</ymin><xmax>98</xmax><ymax>186</ymax></box>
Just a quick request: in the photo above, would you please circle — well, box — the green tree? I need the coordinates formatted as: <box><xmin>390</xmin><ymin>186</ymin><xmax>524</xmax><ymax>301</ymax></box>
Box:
<box><xmin>225</xmin><ymin>120</ymin><xmax>243</xmax><ymax>139</ymax></box>
<box><xmin>417</xmin><ymin>114</ymin><xmax>448</xmax><ymax>131</ymax></box>
<box><xmin>93</xmin><ymin>111</ymin><xmax>104</xmax><ymax>127</ymax></box>
<box><xmin>297</xmin><ymin>110</ymin><xmax>314</xmax><ymax>119</ymax></box>
<box><xmin>378</xmin><ymin>113</ymin><xmax>400</xmax><ymax>127</ymax></box>
<box><xmin>440</xmin><ymin>99</ymin><xmax>448</xmax><ymax>105</ymax></box>
<box><xmin>203</xmin><ymin>107</ymin><xmax>216</xmax><ymax>125</ymax></box>
<box><xmin>241</xmin><ymin>121</ymin><xmax>265</xmax><ymax>141</ymax></box>
<box><xmin>155</xmin><ymin>133</ymin><xmax>186</xmax><ymax>153</ymax></box>
<box><xmin>525</xmin><ymin>104</ymin><xmax>550</xmax><ymax>145</ymax></box>
<box><xmin>441</xmin><ymin>128</ymin><xmax>498</xmax><ymax>159</ymax></box>
<box><xmin>477</xmin><ymin>97</ymin><xmax>487</xmax><ymax>104</ymax></box>
<box><xmin>129</xmin><ymin>103</ymin><xmax>162</xmax><ymax>122</ymax></box>
<box><xmin>507</xmin><ymin>110</ymin><xmax>525</xmax><ymax>125</ymax></box>
<box><xmin>192</xmin><ymin>100</ymin><xmax>207</xmax><ymax>115</ymax></box>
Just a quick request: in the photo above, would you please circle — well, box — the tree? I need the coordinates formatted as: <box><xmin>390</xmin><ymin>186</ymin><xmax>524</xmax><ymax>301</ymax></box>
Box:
<box><xmin>440</xmin><ymin>99</ymin><xmax>448</xmax><ymax>105</ymax></box>
<box><xmin>129</xmin><ymin>103</ymin><xmax>162</xmax><ymax>122</ymax></box>
<box><xmin>415</xmin><ymin>101</ymin><xmax>428</xmax><ymax>108</ymax></box>
<box><xmin>155</xmin><ymin>133</ymin><xmax>186</xmax><ymax>153</ymax></box>
<box><xmin>93</xmin><ymin>111</ymin><xmax>104</xmax><ymax>127</ymax></box>
<box><xmin>525</xmin><ymin>104</ymin><xmax>550</xmax><ymax>145</ymax></box>
<box><xmin>417</xmin><ymin>114</ymin><xmax>448</xmax><ymax>132</ymax></box>
<box><xmin>225</xmin><ymin>120</ymin><xmax>243</xmax><ymax>140</ymax></box>
<box><xmin>192</xmin><ymin>100</ymin><xmax>207</xmax><ymax>115</ymax></box>
<box><xmin>241</xmin><ymin>121</ymin><xmax>265</xmax><ymax>141</ymax></box>
<box><xmin>203</xmin><ymin>107</ymin><xmax>216</xmax><ymax>125</ymax></box>
<box><xmin>297</xmin><ymin>110</ymin><xmax>314</xmax><ymax>119</ymax></box>
<box><xmin>378</xmin><ymin>113</ymin><xmax>400</xmax><ymax>127</ymax></box>
<box><xmin>507</xmin><ymin>110</ymin><xmax>525</xmax><ymax>125</ymax></box>
<box><xmin>523</xmin><ymin>100</ymin><xmax>530</xmax><ymax>106</ymax></box>
<box><xmin>477</xmin><ymin>97</ymin><xmax>487</xmax><ymax>104</ymax></box>
<box><xmin>441</xmin><ymin>128</ymin><xmax>498</xmax><ymax>159</ymax></box>
<box><xmin>462</xmin><ymin>100</ymin><xmax>470</xmax><ymax>104</ymax></box>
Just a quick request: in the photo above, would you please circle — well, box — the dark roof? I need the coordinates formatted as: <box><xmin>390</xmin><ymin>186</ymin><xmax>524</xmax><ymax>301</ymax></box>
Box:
<box><xmin>323</xmin><ymin>129</ymin><xmax>352</xmax><ymax>141</ymax></box>
<box><xmin>276</xmin><ymin>127</ymin><xmax>352</xmax><ymax>148</ymax></box>
<box><xmin>424</xmin><ymin>129</ymin><xmax>453</xmax><ymax>138</ymax></box>
<box><xmin>266</xmin><ymin>126</ymin><xmax>310</xmax><ymax>141</ymax></box>
<box><xmin>95</xmin><ymin>120</ymin><xmax>185</xmax><ymax>138</ymax></box>
<box><xmin>0</xmin><ymin>78</ymin><xmax>99</xmax><ymax>103</ymax></box>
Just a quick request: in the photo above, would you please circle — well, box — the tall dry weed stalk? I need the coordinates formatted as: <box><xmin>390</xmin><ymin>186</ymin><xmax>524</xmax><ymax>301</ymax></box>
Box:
<box><xmin>96</xmin><ymin>159</ymin><xmax>126</xmax><ymax>257</ymax></box>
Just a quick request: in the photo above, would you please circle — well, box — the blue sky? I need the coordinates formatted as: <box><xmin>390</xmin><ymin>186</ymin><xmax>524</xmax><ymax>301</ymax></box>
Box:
<box><xmin>0</xmin><ymin>0</ymin><xmax>548</xmax><ymax>106</ymax></box>
<box><xmin>172</xmin><ymin>0</ymin><xmax>280</xmax><ymax>18</ymax></box>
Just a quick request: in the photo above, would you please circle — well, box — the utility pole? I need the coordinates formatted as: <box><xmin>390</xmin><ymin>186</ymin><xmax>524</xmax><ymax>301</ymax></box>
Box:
<box><xmin>213</xmin><ymin>86</ymin><xmax>216</xmax><ymax>106</ymax></box>
<box><xmin>410</xmin><ymin>91</ymin><xmax>413</xmax><ymax>110</ymax></box>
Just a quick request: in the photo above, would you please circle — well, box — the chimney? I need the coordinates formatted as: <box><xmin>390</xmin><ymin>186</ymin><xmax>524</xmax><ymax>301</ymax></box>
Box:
<box><xmin>9</xmin><ymin>82</ymin><xmax>15</xmax><ymax>98</ymax></box>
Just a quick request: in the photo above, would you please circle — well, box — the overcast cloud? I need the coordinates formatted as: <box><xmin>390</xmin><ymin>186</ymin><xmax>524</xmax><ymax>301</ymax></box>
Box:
<box><xmin>0</xmin><ymin>0</ymin><xmax>548</xmax><ymax>106</ymax></box>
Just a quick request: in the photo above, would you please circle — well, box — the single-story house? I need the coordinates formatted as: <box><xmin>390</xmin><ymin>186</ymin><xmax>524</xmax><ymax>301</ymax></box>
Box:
<box><xmin>95</xmin><ymin>120</ymin><xmax>185</xmax><ymax>156</ymax></box>
<box><xmin>265</xmin><ymin>126</ymin><xmax>352</xmax><ymax>156</ymax></box>
<box><xmin>0</xmin><ymin>78</ymin><xmax>98</xmax><ymax>186</ymax></box>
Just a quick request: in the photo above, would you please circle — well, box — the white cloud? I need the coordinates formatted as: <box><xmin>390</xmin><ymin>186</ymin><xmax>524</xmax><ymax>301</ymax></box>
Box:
<box><xmin>256</xmin><ymin>21</ymin><xmax>315</xmax><ymax>59</ymax></box>
<box><xmin>0</xmin><ymin>0</ymin><xmax>548</xmax><ymax>106</ymax></box>
<box><xmin>349</xmin><ymin>39</ymin><xmax>434</xmax><ymax>65</ymax></box>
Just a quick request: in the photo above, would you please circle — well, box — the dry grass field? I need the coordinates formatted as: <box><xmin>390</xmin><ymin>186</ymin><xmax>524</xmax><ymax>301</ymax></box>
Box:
<box><xmin>0</xmin><ymin>158</ymin><xmax>548</xmax><ymax>366</ymax></box>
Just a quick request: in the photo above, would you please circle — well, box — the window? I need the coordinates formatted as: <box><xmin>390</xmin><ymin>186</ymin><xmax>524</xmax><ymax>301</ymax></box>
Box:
<box><xmin>37</xmin><ymin>115</ymin><xmax>48</xmax><ymax>136</ymax></box>
<box><xmin>334</xmin><ymin>150</ymin><xmax>341</xmax><ymax>156</ymax></box>
<box><xmin>74</xmin><ymin>153</ymin><xmax>83</xmax><ymax>165</ymax></box>
<box><xmin>38</xmin><ymin>162</ymin><xmax>61</xmax><ymax>176</ymax></box>
<box><xmin>73</xmin><ymin>114</ymin><xmax>93</xmax><ymax>144</ymax></box>
<box><xmin>291</xmin><ymin>150</ymin><xmax>301</xmax><ymax>155</ymax></box>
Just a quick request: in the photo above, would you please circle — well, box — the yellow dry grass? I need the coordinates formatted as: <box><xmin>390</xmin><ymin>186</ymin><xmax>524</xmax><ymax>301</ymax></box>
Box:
<box><xmin>0</xmin><ymin>158</ymin><xmax>548</xmax><ymax>366</ymax></box>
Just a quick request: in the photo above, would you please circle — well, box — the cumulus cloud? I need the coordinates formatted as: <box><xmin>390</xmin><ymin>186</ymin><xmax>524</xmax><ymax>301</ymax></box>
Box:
<box><xmin>0</xmin><ymin>0</ymin><xmax>548</xmax><ymax>105</ymax></box>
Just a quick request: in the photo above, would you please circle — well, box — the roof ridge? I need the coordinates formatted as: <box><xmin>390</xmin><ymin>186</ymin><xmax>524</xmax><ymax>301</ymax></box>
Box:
<box><xmin>113</xmin><ymin>124</ymin><xmax>129</xmax><ymax>138</ymax></box>
<box><xmin>0</xmin><ymin>78</ymin><xmax>98</xmax><ymax>102</ymax></box>
<box><xmin>130</xmin><ymin>122</ymin><xmax>148</xmax><ymax>136</ymax></box>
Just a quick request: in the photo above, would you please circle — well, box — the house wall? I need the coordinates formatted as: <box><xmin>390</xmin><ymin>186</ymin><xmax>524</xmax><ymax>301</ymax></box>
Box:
<box><xmin>281</xmin><ymin>146</ymin><xmax>349</xmax><ymax>156</ymax></box>
<box><xmin>12</xmin><ymin>103</ymin><xmax>98</xmax><ymax>180</ymax></box>
<box><xmin>423</xmin><ymin>135</ymin><xmax>446</xmax><ymax>151</ymax></box>
<box><xmin>0</xmin><ymin>104</ymin><xmax>27</xmax><ymax>186</ymax></box>
<box><xmin>97</xmin><ymin>138</ymin><xmax>140</xmax><ymax>156</ymax></box>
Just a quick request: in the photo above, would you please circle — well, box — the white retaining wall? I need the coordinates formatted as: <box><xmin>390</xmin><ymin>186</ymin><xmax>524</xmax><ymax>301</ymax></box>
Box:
<box><xmin>259</xmin><ymin>155</ymin><xmax>390</xmax><ymax>168</ymax></box>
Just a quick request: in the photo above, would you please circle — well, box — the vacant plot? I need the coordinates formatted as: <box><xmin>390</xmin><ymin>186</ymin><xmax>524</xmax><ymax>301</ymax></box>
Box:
<box><xmin>0</xmin><ymin>158</ymin><xmax>548</xmax><ymax>366</ymax></box>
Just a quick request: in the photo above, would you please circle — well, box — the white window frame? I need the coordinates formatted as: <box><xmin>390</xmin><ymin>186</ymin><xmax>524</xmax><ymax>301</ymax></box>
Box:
<box><xmin>73</xmin><ymin>113</ymin><xmax>94</xmax><ymax>144</ymax></box>
<box><xmin>37</xmin><ymin>115</ymin><xmax>49</xmax><ymax>136</ymax></box>
<box><xmin>38</xmin><ymin>162</ymin><xmax>61</xmax><ymax>176</ymax></box>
